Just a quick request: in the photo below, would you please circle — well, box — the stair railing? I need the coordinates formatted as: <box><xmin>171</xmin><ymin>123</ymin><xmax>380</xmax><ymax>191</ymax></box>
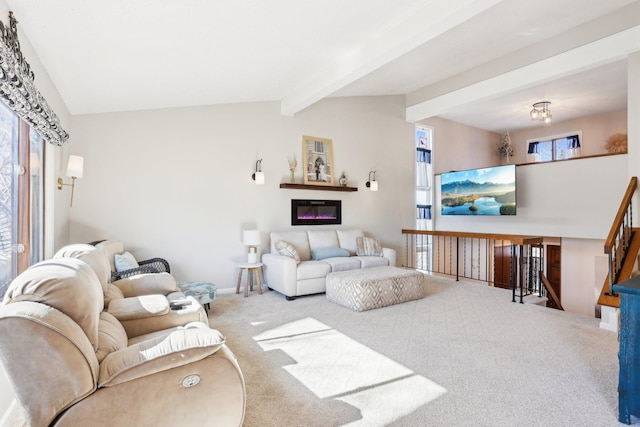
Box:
<box><xmin>402</xmin><ymin>229</ymin><xmax>543</xmax><ymax>303</ymax></box>
<box><xmin>540</xmin><ymin>272</ymin><xmax>564</xmax><ymax>310</ymax></box>
<box><xmin>604</xmin><ymin>176</ymin><xmax>638</xmax><ymax>296</ymax></box>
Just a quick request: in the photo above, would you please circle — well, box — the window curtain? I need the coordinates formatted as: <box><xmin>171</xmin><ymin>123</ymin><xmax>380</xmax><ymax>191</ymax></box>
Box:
<box><xmin>416</xmin><ymin>147</ymin><xmax>431</xmax><ymax>188</ymax></box>
<box><xmin>0</xmin><ymin>13</ymin><xmax>68</xmax><ymax>146</ymax></box>
<box><xmin>417</xmin><ymin>204</ymin><xmax>432</xmax><ymax>220</ymax></box>
<box><xmin>416</xmin><ymin>146</ymin><xmax>431</xmax><ymax>222</ymax></box>
<box><xmin>566</xmin><ymin>135</ymin><xmax>580</xmax><ymax>148</ymax></box>
<box><xmin>528</xmin><ymin>135</ymin><xmax>580</xmax><ymax>156</ymax></box>
<box><xmin>416</xmin><ymin>147</ymin><xmax>431</xmax><ymax>163</ymax></box>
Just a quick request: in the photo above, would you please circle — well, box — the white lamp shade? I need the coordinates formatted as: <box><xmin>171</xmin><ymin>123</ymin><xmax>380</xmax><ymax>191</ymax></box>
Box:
<box><xmin>254</xmin><ymin>171</ymin><xmax>265</xmax><ymax>185</ymax></box>
<box><xmin>243</xmin><ymin>230</ymin><xmax>261</xmax><ymax>246</ymax></box>
<box><xmin>66</xmin><ymin>155</ymin><xmax>84</xmax><ymax>178</ymax></box>
<box><xmin>370</xmin><ymin>180</ymin><xmax>379</xmax><ymax>191</ymax></box>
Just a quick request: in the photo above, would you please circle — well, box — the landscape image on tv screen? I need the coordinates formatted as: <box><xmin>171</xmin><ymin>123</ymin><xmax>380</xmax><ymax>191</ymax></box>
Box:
<box><xmin>441</xmin><ymin>165</ymin><xmax>516</xmax><ymax>216</ymax></box>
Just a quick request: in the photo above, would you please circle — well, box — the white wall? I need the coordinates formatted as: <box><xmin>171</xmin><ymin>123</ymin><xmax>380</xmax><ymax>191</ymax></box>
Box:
<box><xmin>434</xmin><ymin>154</ymin><xmax>628</xmax><ymax>239</ymax></box>
<box><xmin>509</xmin><ymin>109</ymin><xmax>628</xmax><ymax>163</ymax></box>
<box><xmin>420</xmin><ymin>116</ymin><xmax>500</xmax><ymax>175</ymax></box>
<box><xmin>421</xmin><ymin>110</ymin><xmax>634</xmax><ymax>316</ymax></box>
<box><xmin>629</xmin><ymin>52</ymin><xmax>640</xmax><ymax>215</ymax></box>
<box><xmin>430</xmin><ymin>154</ymin><xmax>629</xmax><ymax>316</ymax></box>
<box><xmin>68</xmin><ymin>96</ymin><xmax>415</xmax><ymax>287</ymax></box>
<box><xmin>561</xmin><ymin>238</ymin><xmax>610</xmax><ymax>317</ymax></box>
<box><xmin>425</xmin><ymin>109</ymin><xmax>632</xmax><ymax>239</ymax></box>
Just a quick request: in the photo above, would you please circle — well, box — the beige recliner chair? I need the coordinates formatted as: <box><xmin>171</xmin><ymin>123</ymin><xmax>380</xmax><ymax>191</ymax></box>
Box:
<box><xmin>0</xmin><ymin>258</ymin><xmax>246</xmax><ymax>427</ymax></box>
<box><xmin>54</xmin><ymin>244</ymin><xmax>207</xmax><ymax>337</ymax></box>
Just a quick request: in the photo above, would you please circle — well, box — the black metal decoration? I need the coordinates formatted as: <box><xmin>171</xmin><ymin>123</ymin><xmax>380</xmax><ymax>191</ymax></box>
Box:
<box><xmin>0</xmin><ymin>12</ymin><xmax>69</xmax><ymax>146</ymax></box>
<box><xmin>0</xmin><ymin>12</ymin><xmax>33</xmax><ymax>80</ymax></box>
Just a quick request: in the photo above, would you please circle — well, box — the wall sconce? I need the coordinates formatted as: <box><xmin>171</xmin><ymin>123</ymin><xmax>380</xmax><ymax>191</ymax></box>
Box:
<box><xmin>57</xmin><ymin>155</ymin><xmax>84</xmax><ymax>207</ymax></box>
<box><xmin>242</xmin><ymin>230</ymin><xmax>261</xmax><ymax>264</ymax></box>
<box><xmin>366</xmin><ymin>171</ymin><xmax>378</xmax><ymax>191</ymax></box>
<box><xmin>252</xmin><ymin>159</ymin><xmax>264</xmax><ymax>185</ymax></box>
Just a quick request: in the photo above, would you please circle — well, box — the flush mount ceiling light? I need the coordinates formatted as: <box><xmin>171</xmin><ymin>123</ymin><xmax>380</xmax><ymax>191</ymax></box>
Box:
<box><xmin>530</xmin><ymin>101</ymin><xmax>552</xmax><ymax>126</ymax></box>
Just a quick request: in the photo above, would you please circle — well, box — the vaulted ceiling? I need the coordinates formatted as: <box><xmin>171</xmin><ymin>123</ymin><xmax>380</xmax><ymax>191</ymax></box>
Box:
<box><xmin>6</xmin><ymin>0</ymin><xmax>639</xmax><ymax>132</ymax></box>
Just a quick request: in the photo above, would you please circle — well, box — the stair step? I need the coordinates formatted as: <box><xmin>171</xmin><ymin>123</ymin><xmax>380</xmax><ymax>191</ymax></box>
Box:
<box><xmin>522</xmin><ymin>294</ymin><xmax>548</xmax><ymax>307</ymax></box>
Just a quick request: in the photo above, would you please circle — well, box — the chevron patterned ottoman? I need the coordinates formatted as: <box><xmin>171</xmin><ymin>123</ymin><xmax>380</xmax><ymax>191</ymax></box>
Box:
<box><xmin>326</xmin><ymin>266</ymin><xmax>424</xmax><ymax>312</ymax></box>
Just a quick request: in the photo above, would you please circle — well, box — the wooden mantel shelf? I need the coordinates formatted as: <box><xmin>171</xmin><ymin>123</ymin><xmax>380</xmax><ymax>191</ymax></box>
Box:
<box><xmin>279</xmin><ymin>183</ymin><xmax>358</xmax><ymax>192</ymax></box>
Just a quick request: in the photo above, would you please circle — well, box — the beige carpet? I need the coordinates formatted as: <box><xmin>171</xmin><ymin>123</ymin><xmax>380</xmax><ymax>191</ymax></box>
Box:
<box><xmin>209</xmin><ymin>275</ymin><xmax>623</xmax><ymax>427</ymax></box>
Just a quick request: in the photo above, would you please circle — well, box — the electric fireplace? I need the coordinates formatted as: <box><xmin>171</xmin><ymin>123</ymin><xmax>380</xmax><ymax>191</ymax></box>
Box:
<box><xmin>291</xmin><ymin>199</ymin><xmax>341</xmax><ymax>226</ymax></box>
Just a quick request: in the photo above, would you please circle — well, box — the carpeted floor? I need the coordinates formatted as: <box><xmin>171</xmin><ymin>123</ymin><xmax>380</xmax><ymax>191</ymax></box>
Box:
<box><xmin>209</xmin><ymin>275</ymin><xmax>624</xmax><ymax>427</ymax></box>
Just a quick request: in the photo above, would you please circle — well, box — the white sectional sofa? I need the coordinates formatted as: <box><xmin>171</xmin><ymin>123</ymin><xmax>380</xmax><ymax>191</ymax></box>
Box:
<box><xmin>262</xmin><ymin>229</ymin><xmax>396</xmax><ymax>300</ymax></box>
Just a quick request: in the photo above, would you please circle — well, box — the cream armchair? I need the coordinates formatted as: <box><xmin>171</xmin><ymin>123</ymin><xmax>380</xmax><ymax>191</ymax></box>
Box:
<box><xmin>54</xmin><ymin>244</ymin><xmax>207</xmax><ymax>338</ymax></box>
<box><xmin>0</xmin><ymin>258</ymin><xmax>246</xmax><ymax>427</ymax></box>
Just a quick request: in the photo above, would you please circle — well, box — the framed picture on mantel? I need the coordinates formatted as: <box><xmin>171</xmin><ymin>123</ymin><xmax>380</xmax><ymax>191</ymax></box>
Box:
<box><xmin>302</xmin><ymin>135</ymin><xmax>334</xmax><ymax>186</ymax></box>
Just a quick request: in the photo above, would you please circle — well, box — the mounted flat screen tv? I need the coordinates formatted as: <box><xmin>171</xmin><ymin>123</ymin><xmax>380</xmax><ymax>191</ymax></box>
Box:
<box><xmin>441</xmin><ymin>164</ymin><xmax>516</xmax><ymax>216</ymax></box>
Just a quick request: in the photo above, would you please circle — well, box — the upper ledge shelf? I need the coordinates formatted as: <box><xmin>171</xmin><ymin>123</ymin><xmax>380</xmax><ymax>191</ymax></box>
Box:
<box><xmin>279</xmin><ymin>183</ymin><xmax>358</xmax><ymax>192</ymax></box>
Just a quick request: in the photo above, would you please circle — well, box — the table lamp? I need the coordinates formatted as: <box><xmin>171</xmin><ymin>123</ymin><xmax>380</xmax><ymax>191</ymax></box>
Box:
<box><xmin>243</xmin><ymin>230</ymin><xmax>261</xmax><ymax>264</ymax></box>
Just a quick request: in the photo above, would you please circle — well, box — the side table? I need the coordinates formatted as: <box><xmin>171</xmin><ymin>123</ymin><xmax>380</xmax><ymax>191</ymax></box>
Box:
<box><xmin>177</xmin><ymin>281</ymin><xmax>217</xmax><ymax>315</ymax></box>
<box><xmin>236</xmin><ymin>262</ymin><xmax>264</xmax><ymax>297</ymax></box>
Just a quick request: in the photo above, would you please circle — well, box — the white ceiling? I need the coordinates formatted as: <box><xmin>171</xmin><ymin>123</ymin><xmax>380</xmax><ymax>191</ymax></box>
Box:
<box><xmin>5</xmin><ymin>0</ymin><xmax>638</xmax><ymax>132</ymax></box>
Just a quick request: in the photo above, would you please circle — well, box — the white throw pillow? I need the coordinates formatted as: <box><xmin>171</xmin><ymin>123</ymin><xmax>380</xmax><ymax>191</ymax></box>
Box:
<box><xmin>275</xmin><ymin>240</ymin><xmax>301</xmax><ymax>264</ymax></box>
<box><xmin>114</xmin><ymin>251</ymin><xmax>139</xmax><ymax>272</ymax></box>
<box><xmin>355</xmin><ymin>237</ymin><xmax>383</xmax><ymax>257</ymax></box>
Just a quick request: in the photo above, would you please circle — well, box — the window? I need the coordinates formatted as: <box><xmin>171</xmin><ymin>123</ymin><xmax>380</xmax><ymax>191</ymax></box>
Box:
<box><xmin>415</xmin><ymin>125</ymin><xmax>433</xmax><ymax>230</ymax></box>
<box><xmin>28</xmin><ymin>127</ymin><xmax>44</xmax><ymax>265</ymax></box>
<box><xmin>415</xmin><ymin>125</ymin><xmax>433</xmax><ymax>272</ymax></box>
<box><xmin>527</xmin><ymin>132</ymin><xmax>581</xmax><ymax>162</ymax></box>
<box><xmin>0</xmin><ymin>102</ymin><xmax>44</xmax><ymax>297</ymax></box>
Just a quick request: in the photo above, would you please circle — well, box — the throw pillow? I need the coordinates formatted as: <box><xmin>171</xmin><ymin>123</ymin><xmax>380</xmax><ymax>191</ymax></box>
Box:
<box><xmin>311</xmin><ymin>247</ymin><xmax>350</xmax><ymax>260</ymax></box>
<box><xmin>355</xmin><ymin>237</ymin><xmax>383</xmax><ymax>256</ymax></box>
<box><xmin>114</xmin><ymin>251</ymin><xmax>139</xmax><ymax>272</ymax></box>
<box><xmin>275</xmin><ymin>240</ymin><xmax>301</xmax><ymax>264</ymax></box>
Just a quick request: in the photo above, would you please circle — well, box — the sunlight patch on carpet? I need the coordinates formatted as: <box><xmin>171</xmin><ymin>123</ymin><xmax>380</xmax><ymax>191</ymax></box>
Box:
<box><xmin>253</xmin><ymin>317</ymin><xmax>447</xmax><ymax>423</ymax></box>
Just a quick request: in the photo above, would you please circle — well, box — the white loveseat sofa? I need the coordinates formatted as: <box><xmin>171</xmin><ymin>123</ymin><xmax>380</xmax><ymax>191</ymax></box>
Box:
<box><xmin>262</xmin><ymin>229</ymin><xmax>396</xmax><ymax>300</ymax></box>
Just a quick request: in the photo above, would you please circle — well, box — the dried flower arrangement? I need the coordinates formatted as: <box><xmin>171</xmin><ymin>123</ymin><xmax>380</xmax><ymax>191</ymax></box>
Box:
<box><xmin>288</xmin><ymin>156</ymin><xmax>298</xmax><ymax>183</ymax></box>
<box><xmin>605</xmin><ymin>133</ymin><xmax>627</xmax><ymax>154</ymax></box>
<box><xmin>496</xmin><ymin>131</ymin><xmax>514</xmax><ymax>158</ymax></box>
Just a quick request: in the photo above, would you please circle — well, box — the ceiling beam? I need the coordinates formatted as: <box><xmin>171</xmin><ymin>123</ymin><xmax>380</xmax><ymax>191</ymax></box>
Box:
<box><xmin>280</xmin><ymin>0</ymin><xmax>504</xmax><ymax>117</ymax></box>
<box><xmin>405</xmin><ymin>25</ymin><xmax>640</xmax><ymax>123</ymax></box>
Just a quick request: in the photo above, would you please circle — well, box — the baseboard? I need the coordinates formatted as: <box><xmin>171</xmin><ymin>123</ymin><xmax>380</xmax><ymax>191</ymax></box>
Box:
<box><xmin>599</xmin><ymin>305</ymin><xmax>619</xmax><ymax>332</ymax></box>
<box><xmin>216</xmin><ymin>284</ymin><xmax>268</xmax><ymax>295</ymax></box>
